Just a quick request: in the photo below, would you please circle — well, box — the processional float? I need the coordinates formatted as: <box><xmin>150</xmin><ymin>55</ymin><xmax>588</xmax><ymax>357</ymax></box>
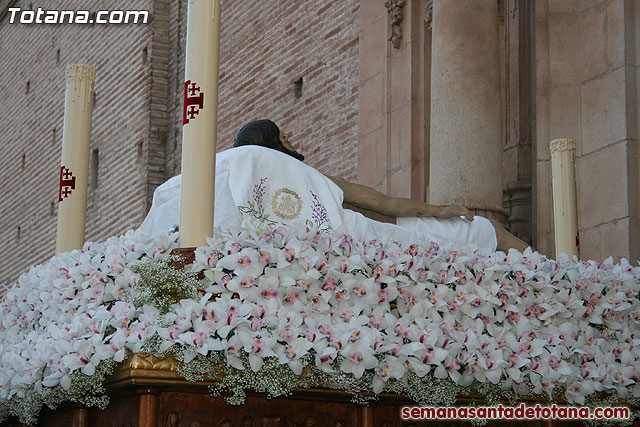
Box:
<box><xmin>2</xmin><ymin>0</ymin><xmax>636</xmax><ymax>426</ymax></box>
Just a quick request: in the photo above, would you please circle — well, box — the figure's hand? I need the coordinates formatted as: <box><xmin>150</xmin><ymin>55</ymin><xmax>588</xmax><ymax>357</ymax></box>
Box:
<box><xmin>438</xmin><ymin>205</ymin><xmax>475</xmax><ymax>221</ymax></box>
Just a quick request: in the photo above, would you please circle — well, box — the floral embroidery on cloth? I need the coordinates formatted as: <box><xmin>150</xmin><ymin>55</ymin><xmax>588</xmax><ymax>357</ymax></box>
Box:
<box><xmin>237</xmin><ymin>177</ymin><xmax>277</xmax><ymax>225</ymax></box>
<box><xmin>238</xmin><ymin>177</ymin><xmax>332</xmax><ymax>231</ymax></box>
<box><xmin>306</xmin><ymin>190</ymin><xmax>330</xmax><ymax>232</ymax></box>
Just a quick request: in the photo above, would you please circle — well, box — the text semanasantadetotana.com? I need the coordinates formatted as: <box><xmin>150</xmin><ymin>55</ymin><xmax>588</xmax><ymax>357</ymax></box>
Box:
<box><xmin>401</xmin><ymin>404</ymin><xmax>630</xmax><ymax>420</ymax></box>
<box><xmin>7</xmin><ymin>7</ymin><xmax>149</xmax><ymax>25</ymax></box>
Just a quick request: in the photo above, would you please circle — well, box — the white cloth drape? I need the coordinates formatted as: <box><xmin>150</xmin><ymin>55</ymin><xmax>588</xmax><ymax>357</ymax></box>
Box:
<box><xmin>138</xmin><ymin>146</ymin><xmax>497</xmax><ymax>251</ymax></box>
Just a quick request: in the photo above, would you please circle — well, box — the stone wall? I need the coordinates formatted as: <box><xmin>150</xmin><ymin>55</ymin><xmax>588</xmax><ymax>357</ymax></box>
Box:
<box><xmin>357</xmin><ymin>0</ymin><xmax>430</xmax><ymax>202</ymax></box>
<box><xmin>534</xmin><ymin>0</ymin><xmax>639</xmax><ymax>261</ymax></box>
<box><xmin>357</xmin><ymin>0</ymin><xmax>639</xmax><ymax>262</ymax></box>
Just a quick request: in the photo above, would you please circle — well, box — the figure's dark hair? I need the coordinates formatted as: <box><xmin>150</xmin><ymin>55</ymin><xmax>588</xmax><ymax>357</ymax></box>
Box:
<box><xmin>233</xmin><ymin>119</ymin><xmax>304</xmax><ymax>161</ymax></box>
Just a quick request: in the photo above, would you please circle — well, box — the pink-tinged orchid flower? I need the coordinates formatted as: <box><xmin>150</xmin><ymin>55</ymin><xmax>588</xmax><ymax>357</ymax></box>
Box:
<box><xmin>339</xmin><ymin>344</ymin><xmax>378</xmax><ymax>379</ymax></box>
<box><xmin>322</xmin><ymin>277</ymin><xmax>338</xmax><ymax>291</ymax></box>
<box><xmin>275</xmin><ymin>338</ymin><xmax>313</xmax><ymax>375</ymax></box>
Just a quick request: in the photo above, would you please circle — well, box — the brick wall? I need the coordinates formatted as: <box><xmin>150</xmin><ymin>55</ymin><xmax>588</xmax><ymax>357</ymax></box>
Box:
<box><xmin>0</xmin><ymin>0</ymin><xmax>360</xmax><ymax>289</ymax></box>
<box><xmin>146</xmin><ymin>0</ymin><xmax>171</xmax><ymax>209</ymax></box>
<box><xmin>165</xmin><ymin>0</ymin><xmax>360</xmax><ymax>181</ymax></box>
<box><xmin>0</xmin><ymin>0</ymin><xmax>155</xmax><ymax>288</ymax></box>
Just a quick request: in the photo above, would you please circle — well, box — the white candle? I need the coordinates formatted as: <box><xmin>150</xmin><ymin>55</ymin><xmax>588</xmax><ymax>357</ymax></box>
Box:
<box><xmin>55</xmin><ymin>64</ymin><xmax>95</xmax><ymax>254</ymax></box>
<box><xmin>550</xmin><ymin>138</ymin><xmax>579</xmax><ymax>259</ymax></box>
<box><xmin>179</xmin><ymin>0</ymin><xmax>222</xmax><ymax>248</ymax></box>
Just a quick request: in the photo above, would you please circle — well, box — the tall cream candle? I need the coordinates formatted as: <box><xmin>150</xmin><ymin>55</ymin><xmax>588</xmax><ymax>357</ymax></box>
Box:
<box><xmin>550</xmin><ymin>138</ymin><xmax>579</xmax><ymax>259</ymax></box>
<box><xmin>55</xmin><ymin>64</ymin><xmax>95</xmax><ymax>254</ymax></box>
<box><xmin>178</xmin><ymin>0</ymin><xmax>222</xmax><ymax>248</ymax></box>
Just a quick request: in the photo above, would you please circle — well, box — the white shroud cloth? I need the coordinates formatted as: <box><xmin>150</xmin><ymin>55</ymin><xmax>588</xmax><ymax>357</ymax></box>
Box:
<box><xmin>138</xmin><ymin>146</ymin><xmax>497</xmax><ymax>251</ymax></box>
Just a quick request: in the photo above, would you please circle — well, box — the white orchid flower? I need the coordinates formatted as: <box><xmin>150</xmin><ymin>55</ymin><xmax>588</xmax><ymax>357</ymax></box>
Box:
<box><xmin>339</xmin><ymin>343</ymin><xmax>378</xmax><ymax>379</ymax></box>
<box><xmin>275</xmin><ymin>338</ymin><xmax>313</xmax><ymax>375</ymax></box>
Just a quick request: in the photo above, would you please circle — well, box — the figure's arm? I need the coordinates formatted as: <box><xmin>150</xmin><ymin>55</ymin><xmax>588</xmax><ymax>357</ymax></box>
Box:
<box><xmin>327</xmin><ymin>176</ymin><xmax>474</xmax><ymax>220</ymax></box>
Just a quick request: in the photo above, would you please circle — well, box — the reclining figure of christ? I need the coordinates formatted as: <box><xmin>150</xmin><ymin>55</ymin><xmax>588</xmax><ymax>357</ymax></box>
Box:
<box><xmin>139</xmin><ymin>120</ymin><xmax>530</xmax><ymax>253</ymax></box>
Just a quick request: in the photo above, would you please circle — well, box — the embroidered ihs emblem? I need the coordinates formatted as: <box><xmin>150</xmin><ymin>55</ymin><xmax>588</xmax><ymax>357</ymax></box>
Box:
<box><xmin>272</xmin><ymin>188</ymin><xmax>302</xmax><ymax>220</ymax></box>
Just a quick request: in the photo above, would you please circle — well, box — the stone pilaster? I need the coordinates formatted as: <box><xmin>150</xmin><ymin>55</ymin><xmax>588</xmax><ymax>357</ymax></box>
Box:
<box><xmin>358</xmin><ymin>0</ymin><xmax>430</xmax><ymax>201</ymax></box>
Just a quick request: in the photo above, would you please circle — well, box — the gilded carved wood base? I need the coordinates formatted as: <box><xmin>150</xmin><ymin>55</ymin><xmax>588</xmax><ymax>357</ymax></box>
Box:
<box><xmin>2</xmin><ymin>353</ymin><xmax>636</xmax><ymax>427</ymax></box>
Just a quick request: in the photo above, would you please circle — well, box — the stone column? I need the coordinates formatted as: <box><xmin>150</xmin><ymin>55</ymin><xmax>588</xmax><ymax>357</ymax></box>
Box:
<box><xmin>502</xmin><ymin>0</ymin><xmax>533</xmax><ymax>244</ymax></box>
<box><xmin>429</xmin><ymin>0</ymin><xmax>505</xmax><ymax>221</ymax></box>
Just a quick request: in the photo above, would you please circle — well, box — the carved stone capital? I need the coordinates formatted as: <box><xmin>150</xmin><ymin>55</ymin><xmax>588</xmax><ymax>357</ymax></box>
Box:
<box><xmin>385</xmin><ymin>0</ymin><xmax>405</xmax><ymax>48</ymax></box>
<box><xmin>424</xmin><ymin>0</ymin><xmax>433</xmax><ymax>30</ymax></box>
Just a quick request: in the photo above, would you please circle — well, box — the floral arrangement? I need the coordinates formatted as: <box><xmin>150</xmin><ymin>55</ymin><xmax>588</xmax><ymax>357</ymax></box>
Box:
<box><xmin>1</xmin><ymin>218</ymin><xmax>639</xmax><ymax>424</ymax></box>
